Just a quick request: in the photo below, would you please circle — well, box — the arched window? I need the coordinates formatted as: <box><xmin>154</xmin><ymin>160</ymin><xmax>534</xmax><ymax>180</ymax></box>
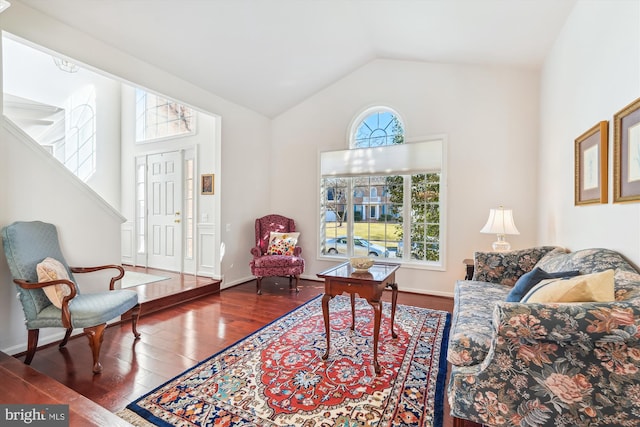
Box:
<box><xmin>352</xmin><ymin>109</ymin><xmax>404</xmax><ymax>148</ymax></box>
<box><xmin>320</xmin><ymin>107</ymin><xmax>444</xmax><ymax>265</ymax></box>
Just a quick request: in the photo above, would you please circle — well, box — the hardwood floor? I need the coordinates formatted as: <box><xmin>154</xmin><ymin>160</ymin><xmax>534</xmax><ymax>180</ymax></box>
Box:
<box><xmin>12</xmin><ymin>274</ymin><xmax>477</xmax><ymax>427</ymax></box>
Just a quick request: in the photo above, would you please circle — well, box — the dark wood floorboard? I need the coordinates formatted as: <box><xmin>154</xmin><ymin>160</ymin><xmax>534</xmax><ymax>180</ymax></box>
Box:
<box><xmin>12</xmin><ymin>275</ymin><xmax>480</xmax><ymax>427</ymax></box>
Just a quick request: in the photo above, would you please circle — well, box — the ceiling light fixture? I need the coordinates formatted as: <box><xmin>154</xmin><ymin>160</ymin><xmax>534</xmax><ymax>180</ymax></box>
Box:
<box><xmin>52</xmin><ymin>57</ymin><xmax>79</xmax><ymax>73</ymax></box>
<box><xmin>0</xmin><ymin>0</ymin><xmax>11</xmax><ymax>14</ymax></box>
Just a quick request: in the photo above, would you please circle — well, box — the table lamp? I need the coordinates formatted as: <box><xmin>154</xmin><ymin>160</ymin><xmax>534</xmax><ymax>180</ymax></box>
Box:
<box><xmin>480</xmin><ymin>206</ymin><xmax>519</xmax><ymax>251</ymax></box>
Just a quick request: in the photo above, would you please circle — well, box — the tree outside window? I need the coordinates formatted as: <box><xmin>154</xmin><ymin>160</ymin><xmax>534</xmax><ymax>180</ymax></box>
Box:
<box><xmin>320</xmin><ymin>108</ymin><xmax>442</xmax><ymax>263</ymax></box>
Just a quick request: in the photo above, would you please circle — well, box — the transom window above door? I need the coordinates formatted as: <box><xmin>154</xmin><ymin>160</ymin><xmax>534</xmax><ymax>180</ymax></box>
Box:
<box><xmin>135</xmin><ymin>88</ymin><xmax>196</xmax><ymax>143</ymax></box>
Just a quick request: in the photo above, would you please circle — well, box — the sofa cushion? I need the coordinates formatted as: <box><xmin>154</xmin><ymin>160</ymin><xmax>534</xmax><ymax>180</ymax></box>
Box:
<box><xmin>521</xmin><ymin>269</ymin><xmax>615</xmax><ymax>303</ymax></box>
<box><xmin>536</xmin><ymin>248</ymin><xmax>637</xmax><ymax>275</ymax></box>
<box><xmin>447</xmin><ymin>280</ymin><xmax>511</xmax><ymax>366</ymax></box>
<box><xmin>472</xmin><ymin>246</ymin><xmax>560</xmax><ymax>286</ymax></box>
<box><xmin>506</xmin><ymin>267</ymin><xmax>580</xmax><ymax>302</ymax></box>
<box><xmin>614</xmin><ymin>269</ymin><xmax>640</xmax><ymax>301</ymax></box>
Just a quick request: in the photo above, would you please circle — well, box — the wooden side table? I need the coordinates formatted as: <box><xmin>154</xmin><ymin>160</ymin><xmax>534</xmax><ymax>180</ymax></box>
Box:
<box><xmin>317</xmin><ymin>262</ymin><xmax>399</xmax><ymax>374</ymax></box>
<box><xmin>463</xmin><ymin>258</ymin><xmax>474</xmax><ymax>280</ymax></box>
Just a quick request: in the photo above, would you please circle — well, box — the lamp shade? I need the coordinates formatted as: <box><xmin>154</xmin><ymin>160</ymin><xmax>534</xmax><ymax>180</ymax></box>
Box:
<box><xmin>480</xmin><ymin>207</ymin><xmax>520</xmax><ymax>235</ymax></box>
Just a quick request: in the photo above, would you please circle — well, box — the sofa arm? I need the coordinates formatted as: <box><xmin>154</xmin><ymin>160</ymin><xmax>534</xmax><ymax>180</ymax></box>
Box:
<box><xmin>472</xmin><ymin>246</ymin><xmax>560</xmax><ymax>286</ymax></box>
<box><xmin>494</xmin><ymin>300</ymin><xmax>640</xmax><ymax>344</ymax></box>
<box><xmin>449</xmin><ymin>300</ymin><xmax>640</xmax><ymax>426</ymax></box>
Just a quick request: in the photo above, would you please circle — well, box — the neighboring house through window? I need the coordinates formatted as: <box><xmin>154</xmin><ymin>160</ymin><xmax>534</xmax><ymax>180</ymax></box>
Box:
<box><xmin>320</xmin><ymin>107</ymin><xmax>445</xmax><ymax>265</ymax></box>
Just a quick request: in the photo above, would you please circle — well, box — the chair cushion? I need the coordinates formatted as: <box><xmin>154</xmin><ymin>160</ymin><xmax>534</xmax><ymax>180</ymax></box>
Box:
<box><xmin>252</xmin><ymin>254</ymin><xmax>304</xmax><ymax>269</ymax></box>
<box><xmin>448</xmin><ymin>280</ymin><xmax>511</xmax><ymax>366</ymax></box>
<box><xmin>267</xmin><ymin>237</ymin><xmax>297</xmax><ymax>256</ymax></box>
<box><xmin>26</xmin><ymin>290</ymin><xmax>139</xmax><ymax>329</ymax></box>
<box><xmin>36</xmin><ymin>257</ymin><xmax>73</xmax><ymax>309</ymax></box>
<box><xmin>521</xmin><ymin>269</ymin><xmax>615</xmax><ymax>303</ymax></box>
<box><xmin>250</xmin><ymin>255</ymin><xmax>305</xmax><ymax>279</ymax></box>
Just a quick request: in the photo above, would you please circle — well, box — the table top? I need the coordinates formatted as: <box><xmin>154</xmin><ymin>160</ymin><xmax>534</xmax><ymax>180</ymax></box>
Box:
<box><xmin>317</xmin><ymin>261</ymin><xmax>399</xmax><ymax>283</ymax></box>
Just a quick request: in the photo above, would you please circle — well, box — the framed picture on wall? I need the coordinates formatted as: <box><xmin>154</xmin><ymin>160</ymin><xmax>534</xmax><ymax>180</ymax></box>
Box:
<box><xmin>201</xmin><ymin>174</ymin><xmax>214</xmax><ymax>195</ymax></box>
<box><xmin>575</xmin><ymin>121</ymin><xmax>608</xmax><ymax>205</ymax></box>
<box><xmin>614</xmin><ymin>97</ymin><xmax>640</xmax><ymax>203</ymax></box>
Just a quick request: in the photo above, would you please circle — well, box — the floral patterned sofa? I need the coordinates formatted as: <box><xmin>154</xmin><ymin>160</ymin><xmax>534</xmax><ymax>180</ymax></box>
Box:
<box><xmin>447</xmin><ymin>246</ymin><xmax>640</xmax><ymax>427</ymax></box>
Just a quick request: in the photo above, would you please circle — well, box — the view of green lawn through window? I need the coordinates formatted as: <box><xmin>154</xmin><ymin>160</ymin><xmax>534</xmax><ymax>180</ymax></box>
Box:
<box><xmin>320</xmin><ymin>108</ymin><xmax>442</xmax><ymax>264</ymax></box>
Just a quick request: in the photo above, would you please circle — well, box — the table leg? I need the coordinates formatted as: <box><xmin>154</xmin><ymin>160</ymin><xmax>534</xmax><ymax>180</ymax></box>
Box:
<box><xmin>389</xmin><ymin>282</ymin><xmax>398</xmax><ymax>339</ymax></box>
<box><xmin>371</xmin><ymin>299</ymin><xmax>382</xmax><ymax>374</ymax></box>
<box><xmin>350</xmin><ymin>293</ymin><xmax>356</xmax><ymax>331</ymax></box>
<box><xmin>321</xmin><ymin>293</ymin><xmax>332</xmax><ymax>360</ymax></box>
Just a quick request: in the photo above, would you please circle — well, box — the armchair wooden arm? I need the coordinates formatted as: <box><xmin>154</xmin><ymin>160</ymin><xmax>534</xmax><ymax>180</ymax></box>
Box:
<box><xmin>14</xmin><ymin>278</ymin><xmax>78</xmax><ymax>329</ymax></box>
<box><xmin>70</xmin><ymin>264</ymin><xmax>125</xmax><ymax>290</ymax></box>
<box><xmin>13</xmin><ymin>264</ymin><xmax>125</xmax><ymax>330</ymax></box>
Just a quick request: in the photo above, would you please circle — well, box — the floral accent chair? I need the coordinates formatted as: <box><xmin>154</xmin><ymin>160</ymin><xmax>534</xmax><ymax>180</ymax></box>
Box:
<box><xmin>448</xmin><ymin>247</ymin><xmax>640</xmax><ymax>427</ymax></box>
<box><xmin>250</xmin><ymin>214</ymin><xmax>305</xmax><ymax>295</ymax></box>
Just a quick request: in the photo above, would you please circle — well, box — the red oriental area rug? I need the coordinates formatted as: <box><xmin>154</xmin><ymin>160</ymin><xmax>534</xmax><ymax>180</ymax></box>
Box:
<box><xmin>119</xmin><ymin>295</ymin><xmax>450</xmax><ymax>427</ymax></box>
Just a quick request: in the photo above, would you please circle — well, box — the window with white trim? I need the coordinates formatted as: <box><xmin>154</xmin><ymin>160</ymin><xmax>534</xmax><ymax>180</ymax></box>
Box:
<box><xmin>320</xmin><ymin>108</ymin><xmax>444</xmax><ymax>265</ymax></box>
<box><xmin>135</xmin><ymin>88</ymin><xmax>195</xmax><ymax>142</ymax></box>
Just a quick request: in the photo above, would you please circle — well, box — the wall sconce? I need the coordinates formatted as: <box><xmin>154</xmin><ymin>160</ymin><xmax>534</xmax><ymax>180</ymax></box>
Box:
<box><xmin>480</xmin><ymin>206</ymin><xmax>519</xmax><ymax>251</ymax></box>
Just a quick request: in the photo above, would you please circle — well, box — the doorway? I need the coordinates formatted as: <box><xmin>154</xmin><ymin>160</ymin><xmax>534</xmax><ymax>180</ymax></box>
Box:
<box><xmin>147</xmin><ymin>151</ymin><xmax>183</xmax><ymax>271</ymax></box>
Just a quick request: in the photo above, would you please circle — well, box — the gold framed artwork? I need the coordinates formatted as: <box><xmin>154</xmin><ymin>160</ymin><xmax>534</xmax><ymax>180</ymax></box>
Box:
<box><xmin>614</xmin><ymin>97</ymin><xmax>640</xmax><ymax>203</ymax></box>
<box><xmin>575</xmin><ymin>121</ymin><xmax>608</xmax><ymax>205</ymax></box>
<box><xmin>201</xmin><ymin>174</ymin><xmax>214</xmax><ymax>195</ymax></box>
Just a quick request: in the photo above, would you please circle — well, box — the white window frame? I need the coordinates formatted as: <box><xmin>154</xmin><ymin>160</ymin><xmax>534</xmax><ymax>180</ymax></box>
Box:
<box><xmin>318</xmin><ymin>107</ymin><xmax>447</xmax><ymax>270</ymax></box>
<box><xmin>135</xmin><ymin>88</ymin><xmax>196</xmax><ymax>144</ymax></box>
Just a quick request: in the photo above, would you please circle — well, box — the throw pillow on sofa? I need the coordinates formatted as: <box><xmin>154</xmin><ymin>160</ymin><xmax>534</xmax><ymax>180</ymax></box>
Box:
<box><xmin>506</xmin><ymin>267</ymin><xmax>580</xmax><ymax>302</ymax></box>
<box><xmin>521</xmin><ymin>269</ymin><xmax>615</xmax><ymax>303</ymax></box>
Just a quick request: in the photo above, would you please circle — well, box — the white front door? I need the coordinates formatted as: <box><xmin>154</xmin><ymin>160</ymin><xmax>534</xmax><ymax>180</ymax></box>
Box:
<box><xmin>147</xmin><ymin>151</ymin><xmax>182</xmax><ymax>271</ymax></box>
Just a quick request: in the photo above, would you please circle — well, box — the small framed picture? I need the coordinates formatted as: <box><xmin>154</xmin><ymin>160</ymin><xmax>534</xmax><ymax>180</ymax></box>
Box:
<box><xmin>614</xmin><ymin>97</ymin><xmax>640</xmax><ymax>203</ymax></box>
<box><xmin>201</xmin><ymin>174</ymin><xmax>214</xmax><ymax>195</ymax></box>
<box><xmin>575</xmin><ymin>121</ymin><xmax>608</xmax><ymax>205</ymax></box>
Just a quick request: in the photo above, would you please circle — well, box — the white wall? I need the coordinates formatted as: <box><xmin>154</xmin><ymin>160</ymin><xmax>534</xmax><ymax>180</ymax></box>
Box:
<box><xmin>272</xmin><ymin>59</ymin><xmax>541</xmax><ymax>295</ymax></box>
<box><xmin>0</xmin><ymin>121</ymin><xmax>124</xmax><ymax>353</ymax></box>
<box><xmin>539</xmin><ymin>1</ymin><xmax>640</xmax><ymax>264</ymax></box>
<box><xmin>0</xmin><ymin>2</ymin><xmax>271</xmax><ymax>353</ymax></box>
<box><xmin>3</xmin><ymin>35</ymin><xmax>123</xmax><ymax>209</ymax></box>
<box><xmin>2</xmin><ymin>1</ymin><xmax>272</xmax><ymax>286</ymax></box>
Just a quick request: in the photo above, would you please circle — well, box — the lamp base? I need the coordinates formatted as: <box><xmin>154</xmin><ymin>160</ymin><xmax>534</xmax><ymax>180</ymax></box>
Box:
<box><xmin>492</xmin><ymin>234</ymin><xmax>511</xmax><ymax>252</ymax></box>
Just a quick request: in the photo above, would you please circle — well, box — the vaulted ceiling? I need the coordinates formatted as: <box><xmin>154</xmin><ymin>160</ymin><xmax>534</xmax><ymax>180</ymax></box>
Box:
<box><xmin>18</xmin><ymin>0</ymin><xmax>576</xmax><ymax>118</ymax></box>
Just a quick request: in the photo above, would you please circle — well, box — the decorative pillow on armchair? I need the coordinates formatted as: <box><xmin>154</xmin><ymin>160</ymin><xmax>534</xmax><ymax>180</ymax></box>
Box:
<box><xmin>267</xmin><ymin>232</ymin><xmax>300</xmax><ymax>256</ymax></box>
<box><xmin>36</xmin><ymin>257</ymin><xmax>73</xmax><ymax>309</ymax></box>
